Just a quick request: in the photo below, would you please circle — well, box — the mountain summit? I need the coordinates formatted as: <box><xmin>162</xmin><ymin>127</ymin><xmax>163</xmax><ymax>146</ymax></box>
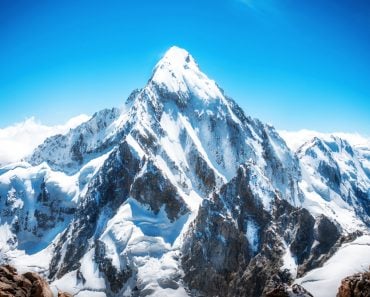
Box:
<box><xmin>0</xmin><ymin>47</ymin><xmax>369</xmax><ymax>297</ymax></box>
<box><xmin>151</xmin><ymin>46</ymin><xmax>224</xmax><ymax>101</ymax></box>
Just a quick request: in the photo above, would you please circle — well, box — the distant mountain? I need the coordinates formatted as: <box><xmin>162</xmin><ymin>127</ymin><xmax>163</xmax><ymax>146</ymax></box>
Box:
<box><xmin>0</xmin><ymin>46</ymin><xmax>369</xmax><ymax>297</ymax></box>
<box><xmin>0</xmin><ymin>114</ymin><xmax>90</xmax><ymax>166</ymax></box>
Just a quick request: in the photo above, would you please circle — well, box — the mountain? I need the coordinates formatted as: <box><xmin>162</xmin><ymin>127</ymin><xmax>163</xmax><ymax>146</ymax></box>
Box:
<box><xmin>0</xmin><ymin>115</ymin><xmax>90</xmax><ymax>166</ymax></box>
<box><xmin>297</xmin><ymin>136</ymin><xmax>370</xmax><ymax>227</ymax></box>
<box><xmin>0</xmin><ymin>46</ymin><xmax>369</xmax><ymax>297</ymax></box>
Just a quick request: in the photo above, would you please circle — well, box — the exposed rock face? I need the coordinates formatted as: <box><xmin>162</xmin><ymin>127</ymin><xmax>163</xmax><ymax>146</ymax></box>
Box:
<box><xmin>182</xmin><ymin>164</ymin><xmax>342</xmax><ymax>297</ymax></box>
<box><xmin>0</xmin><ymin>265</ymin><xmax>53</xmax><ymax>297</ymax></box>
<box><xmin>337</xmin><ymin>269</ymin><xmax>370</xmax><ymax>297</ymax></box>
<box><xmin>297</xmin><ymin>215</ymin><xmax>341</xmax><ymax>275</ymax></box>
<box><xmin>266</xmin><ymin>284</ymin><xmax>313</xmax><ymax>297</ymax></box>
<box><xmin>130</xmin><ymin>159</ymin><xmax>189</xmax><ymax>221</ymax></box>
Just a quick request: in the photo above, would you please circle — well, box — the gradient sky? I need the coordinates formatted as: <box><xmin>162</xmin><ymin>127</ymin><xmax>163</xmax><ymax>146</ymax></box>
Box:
<box><xmin>1</xmin><ymin>0</ymin><xmax>369</xmax><ymax>134</ymax></box>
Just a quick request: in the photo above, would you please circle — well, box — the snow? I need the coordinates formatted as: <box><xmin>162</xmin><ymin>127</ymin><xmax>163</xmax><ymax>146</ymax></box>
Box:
<box><xmin>152</xmin><ymin>155</ymin><xmax>202</xmax><ymax>212</ymax></box>
<box><xmin>296</xmin><ymin>135</ymin><xmax>370</xmax><ymax>232</ymax></box>
<box><xmin>296</xmin><ymin>235</ymin><xmax>370</xmax><ymax>297</ymax></box>
<box><xmin>159</xmin><ymin>111</ymin><xmax>189</xmax><ymax>169</ymax></box>
<box><xmin>75</xmin><ymin>292</ymin><xmax>106</xmax><ymax>297</ymax></box>
<box><xmin>299</xmin><ymin>174</ymin><xmax>367</xmax><ymax>232</ymax></box>
<box><xmin>0</xmin><ymin>162</ymin><xmax>78</xmax><ymax>205</ymax></box>
<box><xmin>245</xmin><ymin>219</ymin><xmax>259</xmax><ymax>253</ymax></box>
<box><xmin>102</xmin><ymin>198</ymin><xmax>187</xmax><ymax>250</ymax></box>
<box><xmin>51</xmin><ymin>248</ymin><xmax>106</xmax><ymax>296</ymax></box>
<box><xmin>77</xmin><ymin>149</ymin><xmax>114</xmax><ymax>201</ymax></box>
<box><xmin>4</xmin><ymin>241</ymin><xmax>54</xmax><ymax>276</ymax></box>
<box><xmin>151</xmin><ymin>46</ymin><xmax>223</xmax><ymax>101</ymax></box>
<box><xmin>28</xmin><ymin>108</ymin><xmax>121</xmax><ymax>174</ymax></box>
<box><xmin>246</xmin><ymin>164</ymin><xmax>276</xmax><ymax>211</ymax></box>
<box><xmin>281</xmin><ymin>241</ymin><xmax>297</xmax><ymax>278</ymax></box>
<box><xmin>126</xmin><ymin>134</ymin><xmax>145</xmax><ymax>159</ymax></box>
<box><xmin>178</xmin><ymin>113</ymin><xmax>227</xmax><ymax>181</ymax></box>
<box><xmin>95</xmin><ymin>198</ymin><xmax>195</xmax><ymax>296</ymax></box>
<box><xmin>132</xmin><ymin>252</ymin><xmax>189</xmax><ymax>297</ymax></box>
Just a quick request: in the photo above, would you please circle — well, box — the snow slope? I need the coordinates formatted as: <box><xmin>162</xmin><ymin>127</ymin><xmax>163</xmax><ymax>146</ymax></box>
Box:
<box><xmin>296</xmin><ymin>235</ymin><xmax>370</xmax><ymax>297</ymax></box>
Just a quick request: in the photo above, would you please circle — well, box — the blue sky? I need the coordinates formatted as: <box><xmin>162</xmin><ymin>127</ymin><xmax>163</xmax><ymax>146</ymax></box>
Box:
<box><xmin>1</xmin><ymin>0</ymin><xmax>369</xmax><ymax>134</ymax></box>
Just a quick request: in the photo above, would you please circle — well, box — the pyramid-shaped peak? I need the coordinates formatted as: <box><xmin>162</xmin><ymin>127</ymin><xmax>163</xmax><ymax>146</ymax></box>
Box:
<box><xmin>150</xmin><ymin>46</ymin><xmax>223</xmax><ymax>100</ymax></box>
<box><xmin>163</xmin><ymin>46</ymin><xmax>192</xmax><ymax>60</ymax></box>
<box><xmin>155</xmin><ymin>46</ymin><xmax>198</xmax><ymax>71</ymax></box>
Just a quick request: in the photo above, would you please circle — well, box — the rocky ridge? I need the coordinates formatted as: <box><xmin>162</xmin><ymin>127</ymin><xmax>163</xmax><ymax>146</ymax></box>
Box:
<box><xmin>337</xmin><ymin>269</ymin><xmax>370</xmax><ymax>297</ymax></box>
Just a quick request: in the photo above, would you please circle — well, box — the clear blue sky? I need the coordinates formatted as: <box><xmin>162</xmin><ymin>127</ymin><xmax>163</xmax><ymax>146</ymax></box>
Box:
<box><xmin>1</xmin><ymin>0</ymin><xmax>369</xmax><ymax>134</ymax></box>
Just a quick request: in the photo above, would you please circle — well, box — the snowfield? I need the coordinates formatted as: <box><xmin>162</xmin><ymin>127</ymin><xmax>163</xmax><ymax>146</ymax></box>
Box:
<box><xmin>296</xmin><ymin>235</ymin><xmax>370</xmax><ymax>297</ymax></box>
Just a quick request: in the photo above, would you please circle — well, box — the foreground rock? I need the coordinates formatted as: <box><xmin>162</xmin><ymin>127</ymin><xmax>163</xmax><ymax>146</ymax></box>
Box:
<box><xmin>266</xmin><ymin>284</ymin><xmax>313</xmax><ymax>297</ymax></box>
<box><xmin>0</xmin><ymin>265</ymin><xmax>71</xmax><ymax>297</ymax></box>
<box><xmin>337</xmin><ymin>269</ymin><xmax>370</xmax><ymax>297</ymax></box>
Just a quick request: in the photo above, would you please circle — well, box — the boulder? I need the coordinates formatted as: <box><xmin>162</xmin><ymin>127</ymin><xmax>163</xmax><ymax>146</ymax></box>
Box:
<box><xmin>0</xmin><ymin>265</ymin><xmax>71</xmax><ymax>297</ymax></box>
<box><xmin>337</xmin><ymin>269</ymin><xmax>370</xmax><ymax>297</ymax></box>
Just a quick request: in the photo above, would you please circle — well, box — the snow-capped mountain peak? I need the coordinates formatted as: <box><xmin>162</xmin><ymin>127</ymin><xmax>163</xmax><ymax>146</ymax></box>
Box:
<box><xmin>150</xmin><ymin>46</ymin><xmax>224</xmax><ymax>101</ymax></box>
<box><xmin>1</xmin><ymin>47</ymin><xmax>370</xmax><ymax>297</ymax></box>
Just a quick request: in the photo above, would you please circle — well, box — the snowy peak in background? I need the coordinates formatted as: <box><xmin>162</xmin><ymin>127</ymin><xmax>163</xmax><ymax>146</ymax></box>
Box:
<box><xmin>280</xmin><ymin>131</ymin><xmax>370</xmax><ymax>230</ymax></box>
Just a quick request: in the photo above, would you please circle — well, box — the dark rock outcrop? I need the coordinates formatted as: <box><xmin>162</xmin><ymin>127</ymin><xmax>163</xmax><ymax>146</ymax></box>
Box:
<box><xmin>130</xmin><ymin>159</ymin><xmax>189</xmax><ymax>221</ymax></box>
<box><xmin>337</xmin><ymin>269</ymin><xmax>370</xmax><ymax>297</ymax></box>
<box><xmin>0</xmin><ymin>265</ymin><xmax>55</xmax><ymax>297</ymax></box>
<box><xmin>57</xmin><ymin>292</ymin><xmax>73</xmax><ymax>297</ymax></box>
<box><xmin>266</xmin><ymin>284</ymin><xmax>313</xmax><ymax>297</ymax></box>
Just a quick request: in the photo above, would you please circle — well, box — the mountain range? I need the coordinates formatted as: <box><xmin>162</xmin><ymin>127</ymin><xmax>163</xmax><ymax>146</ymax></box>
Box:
<box><xmin>0</xmin><ymin>46</ymin><xmax>369</xmax><ymax>297</ymax></box>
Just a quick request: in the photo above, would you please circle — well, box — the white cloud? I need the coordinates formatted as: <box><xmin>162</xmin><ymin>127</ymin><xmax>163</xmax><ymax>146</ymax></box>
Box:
<box><xmin>279</xmin><ymin>129</ymin><xmax>370</xmax><ymax>152</ymax></box>
<box><xmin>0</xmin><ymin>114</ymin><xmax>90</xmax><ymax>166</ymax></box>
